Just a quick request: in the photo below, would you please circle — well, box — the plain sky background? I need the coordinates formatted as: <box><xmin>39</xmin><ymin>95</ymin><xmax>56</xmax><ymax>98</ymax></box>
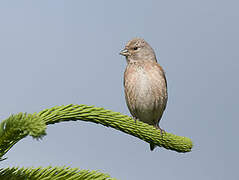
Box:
<box><xmin>0</xmin><ymin>1</ymin><xmax>238</xmax><ymax>179</ymax></box>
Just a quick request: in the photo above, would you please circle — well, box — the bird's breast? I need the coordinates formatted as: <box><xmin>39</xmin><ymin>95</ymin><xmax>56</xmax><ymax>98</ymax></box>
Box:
<box><xmin>124</xmin><ymin>63</ymin><xmax>166</xmax><ymax>98</ymax></box>
<box><xmin>125</xmin><ymin>65</ymin><xmax>158</xmax><ymax>104</ymax></box>
<box><xmin>124</xmin><ymin>62</ymin><xmax>167</xmax><ymax>125</ymax></box>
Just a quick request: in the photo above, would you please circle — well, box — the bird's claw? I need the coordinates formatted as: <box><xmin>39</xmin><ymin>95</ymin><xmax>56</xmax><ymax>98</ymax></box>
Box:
<box><xmin>158</xmin><ymin>126</ymin><xmax>166</xmax><ymax>136</ymax></box>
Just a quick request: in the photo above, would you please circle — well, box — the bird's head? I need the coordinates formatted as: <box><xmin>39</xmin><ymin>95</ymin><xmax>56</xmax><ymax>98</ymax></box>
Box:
<box><xmin>120</xmin><ymin>38</ymin><xmax>156</xmax><ymax>63</ymax></box>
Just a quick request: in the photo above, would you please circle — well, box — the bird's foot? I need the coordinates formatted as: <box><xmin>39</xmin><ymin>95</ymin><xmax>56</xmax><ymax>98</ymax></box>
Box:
<box><xmin>132</xmin><ymin>117</ymin><xmax>139</xmax><ymax>124</ymax></box>
<box><xmin>157</xmin><ymin>126</ymin><xmax>166</xmax><ymax>136</ymax></box>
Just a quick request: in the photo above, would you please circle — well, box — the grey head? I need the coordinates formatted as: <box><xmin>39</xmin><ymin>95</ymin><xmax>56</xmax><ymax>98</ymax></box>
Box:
<box><xmin>120</xmin><ymin>38</ymin><xmax>157</xmax><ymax>63</ymax></box>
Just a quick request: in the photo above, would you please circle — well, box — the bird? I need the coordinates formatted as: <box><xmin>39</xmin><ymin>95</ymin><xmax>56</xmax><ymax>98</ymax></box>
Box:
<box><xmin>120</xmin><ymin>38</ymin><xmax>168</xmax><ymax>151</ymax></box>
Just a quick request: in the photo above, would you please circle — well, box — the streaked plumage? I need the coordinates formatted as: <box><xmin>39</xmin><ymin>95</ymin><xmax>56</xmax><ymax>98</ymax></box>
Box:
<box><xmin>120</xmin><ymin>38</ymin><xmax>168</xmax><ymax>151</ymax></box>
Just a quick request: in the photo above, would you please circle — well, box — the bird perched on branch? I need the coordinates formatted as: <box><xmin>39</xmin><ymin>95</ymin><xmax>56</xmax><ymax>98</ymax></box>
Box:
<box><xmin>120</xmin><ymin>38</ymin><xmax>168</xmax><ymax>151</ymax></box>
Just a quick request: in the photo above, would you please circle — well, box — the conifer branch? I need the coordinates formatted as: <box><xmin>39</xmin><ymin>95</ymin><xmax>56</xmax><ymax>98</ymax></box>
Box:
<box><xmin>0</xmin><ymin>104</ymin><xmax>193</xmax><ymax>159</ymax></box>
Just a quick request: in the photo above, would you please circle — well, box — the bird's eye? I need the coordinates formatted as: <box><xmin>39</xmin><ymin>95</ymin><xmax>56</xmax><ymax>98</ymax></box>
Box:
<box><xmin>133</xmin><ymin>47</ymin><xmax>138</xmax><ymax>50</ymax></box>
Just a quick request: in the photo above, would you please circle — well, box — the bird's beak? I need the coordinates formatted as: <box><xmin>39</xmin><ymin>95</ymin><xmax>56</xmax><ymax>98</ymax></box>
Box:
<box><xmin>120</xmin><ymin>48</ymin><xmax>129</xmax><ymax>56</ymax></box>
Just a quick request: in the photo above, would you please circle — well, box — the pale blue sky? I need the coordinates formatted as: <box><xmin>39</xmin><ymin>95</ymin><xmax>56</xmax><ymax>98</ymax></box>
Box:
<box><xmin>0</xmin><ymin>1</ymin><xmax>238</xmax><ymax>179</ymax></box>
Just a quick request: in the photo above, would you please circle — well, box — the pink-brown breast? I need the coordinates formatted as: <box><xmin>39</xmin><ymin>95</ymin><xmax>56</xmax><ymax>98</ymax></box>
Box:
<box><xmin>124</xmin><ymin>61</ymin><xmax>168</xmax><ymax>127</ymax></box>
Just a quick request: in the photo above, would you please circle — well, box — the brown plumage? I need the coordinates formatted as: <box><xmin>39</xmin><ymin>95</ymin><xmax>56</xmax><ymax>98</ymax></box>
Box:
<box><xmin>120</xmin><ymin>38</ymin><xmax>168</xmax><ymax>151</ymax></box>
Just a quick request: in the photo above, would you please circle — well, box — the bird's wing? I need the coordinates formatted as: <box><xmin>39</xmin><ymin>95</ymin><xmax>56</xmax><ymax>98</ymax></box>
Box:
<box><xmin>156</xmin><ymin>63</ymin><xmax>168</xmax><ymax>111</ymax></box>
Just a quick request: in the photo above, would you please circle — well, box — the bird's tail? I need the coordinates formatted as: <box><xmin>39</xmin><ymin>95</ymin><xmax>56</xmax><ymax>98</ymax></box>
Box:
<box><xmin>150</xmin><ymin>144</ymin><xmax>156</xmax><ymax>151</ymax></box>
<box><xmin>149</xmin><ymin>124</ymin><xmax>164</xmax><ymax>151</ymax></box>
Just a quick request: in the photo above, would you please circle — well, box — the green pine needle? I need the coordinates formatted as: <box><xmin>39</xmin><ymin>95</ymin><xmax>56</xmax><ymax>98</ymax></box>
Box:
<box><xmin>0</xmin><ymin>104</ymin><xmax>193</xmax><ymax>159</ymax></box>
<box><xmin>0</xmin><ymin>166</ymin><xmax>115</xmax><ymax>180</ymax></box>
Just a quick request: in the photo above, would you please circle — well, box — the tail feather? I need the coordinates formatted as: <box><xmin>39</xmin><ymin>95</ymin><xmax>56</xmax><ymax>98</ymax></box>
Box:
<box><xmin>150</xmin><ymin>124</ymin><xmax>164</xmax><ymax>151</ymax></box>
<box><xmin>150</xmin><ymin>143</ymin><xmax>156</xmax><ymax>151</ymax></box>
